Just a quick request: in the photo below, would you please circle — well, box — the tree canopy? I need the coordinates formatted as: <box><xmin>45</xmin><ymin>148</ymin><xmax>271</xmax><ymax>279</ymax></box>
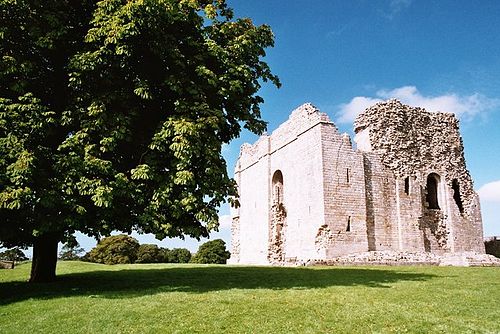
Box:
<box><xmin>85</xmin><ymin>234</ymin><xmax>140</xmax><ymax>264</ymax></box>
<box><xmin>0</xmin><ymin>0</ymin><xmax>279</xmax><ymax>282</ymax></box>
<box><xmin>164</xmin><ymin>247</ymin><xmax>191</xmax><ymax>263</ymax></box>
<box><xmin>191</xmin><ymin>238</ymin><xmax>230</xmax><ymax>264</ymax></box>
<box><xmin>0</xmin><ymin>247</ymin><xmax>29</xmax><ymax>262</ymax></box>
<box><xmin>59</xmin><ymin>242</ymin><xmax>85</xmax><ymax>260</ymax></box>
<box><xmin>135</xmin><ymin>244</ymin><xmax>163</xmax><ymax>263</ymax></box>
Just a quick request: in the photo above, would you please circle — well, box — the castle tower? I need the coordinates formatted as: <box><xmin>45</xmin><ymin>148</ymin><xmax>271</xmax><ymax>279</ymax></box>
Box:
<box><xmin>229</xmin><ymin>100</ymin><xmax>485</xmax><ymax>265</ymax></box>
<box><xmin>354</xmin><ymin>99</ymin><xmax>484</xmax><ymax>254</ymax></box>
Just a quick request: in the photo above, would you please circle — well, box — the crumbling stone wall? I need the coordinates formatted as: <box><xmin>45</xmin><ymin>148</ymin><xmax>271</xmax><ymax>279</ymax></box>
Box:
<box><xmin>362</xmin><ymin>153</ymin><xmax>401</xmax><ymax>251</ymax></box>
<box><xmin>354</xmin><ymin>99</ymin><xmax>483</xmax><ymax>253</ymax></box>
<box><xmin>268</xmin><ymin>203</ymin><xmax>286</xmax><ymax>264</ymax></box>
<box><xmin>354</xmin><ymin>99</ymin><xmax>475</xmax><ymax>212</ymax></box>
<box><xmin>230</xmin><ymin>216</ymin><xmax>240</xmax><ymax>262</ymax></box>
<box><xmin>229</xmin><ymin>104</ymin><xmax>328</xmax><ymax>264</ymax></box>
<box><xmin>316</xmin><ymin>120</ymin><xmax>369</xmax><ymax>257</ymax></box>
<box><xmin>230</xmin><ymin>100</ymin><xmax>485</xmax><ymax>265</ymax></box>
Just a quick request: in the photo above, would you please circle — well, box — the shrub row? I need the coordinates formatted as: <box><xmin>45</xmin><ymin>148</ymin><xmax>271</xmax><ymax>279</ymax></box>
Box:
<box><xmin>79</xmin><ymin>235</ymin><xmax>230</xmax><ymax>265</ymax></box>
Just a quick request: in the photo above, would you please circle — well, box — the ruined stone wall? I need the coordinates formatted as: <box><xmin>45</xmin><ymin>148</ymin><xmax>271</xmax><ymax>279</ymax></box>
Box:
<box><xmin>232</xmin><ymin>141</ymin><xmax>271</xmax><ymax>264</ymax></box>
<box><xmin>450</xmin><ymin>194</ymin><xmax>484</xmax><ymax>252</ymax></box>
<box><xmin>267</xmin><ymin>104</ymin><xmax>327</xmax><ymax>263</ymax></box>
<box><xmin>229</xmin><ymin>216</ymin><xmax>240</xmax><ymax>263</ymax></box>
<box><xmin>270</xmin><ymin>103</ymin><xmax>331</xmax><ymax>152</ymax></box>
<box><xmin>394</xmin><ymin>175</ymin><xmax>426</xmax><ymax>251</ymax></box>
<box><xmin>354</xmin><ymin>99</ymin><xmax>484</xmax><ymax>253</ymax></box>
<box><xmin>231</xmin><ymin>104</ymin><xmax>328</xmax><ymax>264</ymax></box>
<box><xmin>317</xmin><ymin>124</ymin><xmax>369</xmax><ymax>257</ymax></box>
<box><xmin>231</xmin><ymin>100</ymin><xmax>485</xmax><ymax>266</ymax></box>
<box><xmin>362</xmin><ymin>153</ymin><xmax>400</xmax><ymax>251</ymax></box>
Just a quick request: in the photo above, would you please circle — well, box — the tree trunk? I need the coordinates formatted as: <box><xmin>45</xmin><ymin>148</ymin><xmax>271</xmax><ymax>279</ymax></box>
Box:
<box><xmin>29</xmin><ymin>233</ymin><xmax>59</xmax><ymax>283</ymax></box>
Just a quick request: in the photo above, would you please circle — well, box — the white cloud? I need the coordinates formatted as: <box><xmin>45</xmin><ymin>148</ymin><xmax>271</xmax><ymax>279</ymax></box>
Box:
<box><xmin>478</xmin><ymin>181</ymin><xmax>500</xmax><ymax>203</ymax></box>
<box><xmin>337</xmin><ymin>85</ymin><xmax>500</xmax><ymax>123</ymax></box>
<box><xmin>218</xmin><ymin>214</ymin><xmax>232</xmax><ymax>229</ymax></box>
<box><xmin>377</xmin><ymin>86</ymin><xmax>498</xmax><ymax>120</ymax></box>
<box><xmin>337</xmin><ymin>96</ymin><xmax>382</xmax><ymax>123</ymax></box>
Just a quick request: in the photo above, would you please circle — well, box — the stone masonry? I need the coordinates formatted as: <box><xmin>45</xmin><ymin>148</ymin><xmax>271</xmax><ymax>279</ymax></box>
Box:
<box><xmin>228</xmin><ymin>100</ymin><xmax>486</xmax><ymax>265</ymax></box>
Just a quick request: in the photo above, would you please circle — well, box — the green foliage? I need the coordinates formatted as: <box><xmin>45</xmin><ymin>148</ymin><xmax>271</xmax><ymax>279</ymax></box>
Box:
<box><xmin>136</xmin><ymin>244</ymin><xmax>162</xmax><ymax>263</ymax></box>
<box><xmin>59</xmin><ymin>242</ymin><xmax>85</xmax><ymax>261</ymax></box>
<box><xmin>86</xmin><ymin>235</ymin><xmax>140</xmax><ymax>265</ymax></box>
<box><xmin>0</xmin><ymin>247</ymin><xmax>28</xmax><ymax>262</ymax></box>
<box><xmin>0</xmin><ymin>1</ymin><xmax>97</xmax><ymax>249</ymax></box>
<box><xmin>163</xmin><ymin>247</ymin><xmax>192</xmax><ymax>263</ymax></box>
<box><xmin>0</xmin><ymin>0</ymin><xmax>278</xmax><ymax>279</ymax></box>
<box><xmin>485</xmin><ymin>238</ymin><xmax>500</xmax><ymax>258</ymax></box>
<box><xmin>191</xmin><ymin>239</ymin><xmax>230</xmax><ymax>264</ymax></box>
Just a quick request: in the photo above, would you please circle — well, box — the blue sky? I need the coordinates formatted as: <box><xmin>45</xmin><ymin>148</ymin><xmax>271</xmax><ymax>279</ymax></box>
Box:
<box><xmin>78</xmin><ymin>0</ymin><xmax>500</xmax><ymax>253</ymax></box>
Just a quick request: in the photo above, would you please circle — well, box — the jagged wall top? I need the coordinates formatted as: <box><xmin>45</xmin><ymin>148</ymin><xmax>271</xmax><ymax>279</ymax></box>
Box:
<box><xmin>354</xmin><ymin>99</ymin><xmax>476</xmax><ymax>214</ymax></box>
<box><xmin>238</xmin><ymin>103</ymin><xmax>336</xmax><ymax>170</ymax></box>
<box><xmin>354</xmin><ymin>99</ymin><xmax>458</xmax><ymax>134</ymax></box>
<box><xmin>271</xmin><ymin>103</ymin><xmax>335</xmax><ymax>142</ymax></box>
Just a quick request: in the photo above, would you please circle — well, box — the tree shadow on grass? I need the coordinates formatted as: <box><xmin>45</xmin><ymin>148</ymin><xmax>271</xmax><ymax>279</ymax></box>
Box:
<box><xmin>0</xmin><ymin>265</ymin><xmax>436</xmax><ymax>305</ymax></box>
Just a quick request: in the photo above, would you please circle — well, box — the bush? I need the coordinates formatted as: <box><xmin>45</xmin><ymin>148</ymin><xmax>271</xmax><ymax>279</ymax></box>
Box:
<box><xmin>86</xmin><ymin>235</ymin><xmax>140</xmax><ymax>264</ymax></box>
<box><xmin>136</xmin><ymin>244</ymin><xmax>163</xmax><ymax>263</ymax></box>
<box><xmin>191</xmin><ymin>239</ymin><xmax>230</xmax><ymax>264</ymax></box>
<box><xmin>163</xmin><ymin>248</ymin><xmax>191</xmax><ymax>263</ymax></box>
<box><xmin>171</xmin><ymin>248</ymin><xmax>192</xmax><ymax>263</ymax></box>
<box><xmin>485</xmin><ymin>238</ymin><xmax>500</xmax><ymax>258</ymax></box>
<box><xmin>0</xmin><ymin>248</ymin><xmax>28</xmax><ymax>262</ymax></box>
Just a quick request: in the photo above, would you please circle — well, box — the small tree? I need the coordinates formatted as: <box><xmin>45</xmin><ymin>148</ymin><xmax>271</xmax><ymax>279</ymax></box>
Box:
<box><xmin>136</xmin><ymin>244</ymin><xmax>162</xmax><ymax>263</ymax></box>
<box><xmin>0</xmin><ymin>247</ymin><xmax>28</xmax><ymax>262</ymax></box>
<box><xmin>86</xmin><ymin>235</ymin><xmax>139</xmax><ymax>265</ymax></box>
<box><xmin>191</xmin><ymin>239</ymin><xmax>230</xmax><ymax>264</ymax></box>
<box><xmin>59</xmin><ymin>242</ymin><xmax>85</xmax><ymax>261</ymax></box>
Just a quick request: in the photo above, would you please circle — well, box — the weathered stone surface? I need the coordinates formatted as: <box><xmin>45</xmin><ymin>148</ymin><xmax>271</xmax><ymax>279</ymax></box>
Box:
<box><xmin>311</xmin><ymin>251</ymin><xmax>500</xmax><ymax>267</ymax></box>
<box><xmin>228</xmin><ymin>100</ymin><xmax>486</xmax><ymax>266</ymax></box>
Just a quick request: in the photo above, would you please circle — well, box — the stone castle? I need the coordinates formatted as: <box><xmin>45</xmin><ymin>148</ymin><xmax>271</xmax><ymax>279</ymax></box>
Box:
<box><xmin>229</xmin><ymin>100</ymin><xmax>486</xmax><ymax>265</ymax></box>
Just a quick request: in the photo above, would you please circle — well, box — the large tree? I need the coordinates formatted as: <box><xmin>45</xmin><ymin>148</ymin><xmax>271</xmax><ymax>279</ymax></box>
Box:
<box><xmin>0</xmin><ymin>0</ymin><xmax>279</xmax><ymax>282</ymax></box>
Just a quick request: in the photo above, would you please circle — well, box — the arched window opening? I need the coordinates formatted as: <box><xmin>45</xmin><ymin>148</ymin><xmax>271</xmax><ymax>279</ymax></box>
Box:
<box><xmin>272</xmin><ymin>170</ymin><xmax>284</xmax><ymax>204</ymax></box>
<box><xmin>404</xmin><ymin>176</ymin><xmax>410</xmax><ymax>195</ymax></box>
<box><xmin>346</xmin><ymin>216</ymin><xmax>351</xmax><ymax>232</ymax></box>
<box><xmin>452</xmin><ymin>179</ymin><xmax>464</xmax><ymax>213</ymax></box>
<box><xmin>426</xmin><ymin>173</ymin><xmax>440</xmax><ymax>209</ymax></box>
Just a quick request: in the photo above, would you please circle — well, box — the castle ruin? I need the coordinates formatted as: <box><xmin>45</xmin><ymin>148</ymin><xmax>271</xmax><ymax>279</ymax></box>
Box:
<box><xmin>229</xmin><ymin>100</ymin><xmax>486</xmax><ymax>265</ymax></box>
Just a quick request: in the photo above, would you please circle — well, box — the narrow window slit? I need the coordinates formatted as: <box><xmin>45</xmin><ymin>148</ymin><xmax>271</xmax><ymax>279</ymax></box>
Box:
<box><xmin>452</xmin><ymin>179</ymin><xmax>464</xmax><ymax>213</ymax></box>
<box><xmin>426</xmin><ymin>173</ymin><xmax>440</xmax><ymax>209</ymax></box>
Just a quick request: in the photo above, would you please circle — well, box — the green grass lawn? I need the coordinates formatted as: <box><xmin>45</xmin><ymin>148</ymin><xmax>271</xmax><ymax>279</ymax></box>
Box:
<box><xmin>0</xmin><ymin>262</ymin><xmax>498</xmax><ymax>333</ymax></box>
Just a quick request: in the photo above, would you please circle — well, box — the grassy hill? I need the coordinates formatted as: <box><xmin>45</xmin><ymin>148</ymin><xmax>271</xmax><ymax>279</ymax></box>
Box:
<box><xmin>1</xmin><ymin>262</ymin><xmax>498</xmax><ymax>333</ymax></box>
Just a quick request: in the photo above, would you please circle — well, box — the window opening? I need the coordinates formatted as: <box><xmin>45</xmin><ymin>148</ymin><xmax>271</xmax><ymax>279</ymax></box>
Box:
<box><xmin>346</xmin><ymin>168</ymin><xmax>350</xmax><ymax>184</ymax></box>
<box><xmin>272</xmin><ymin>170</ymin><xmax>284</xmax><ymax>204</ymax></box>
<box><xmin>426</xmin><ymin>173</ymin><xmax>440</xmax><ymax>209</ymax></box>
<box><xmin>452</xmin><ymin>179</ymin><xmax>464</xmax><ymax>213</ymax></box>
<box><xmin>404</xmin><ymin>176</ymin><xmax>410</xmax><ymax>195</ymax></box>
<box><xmin>346</xmin><ymin>216</ymin><xmax>351</xmax><ymax>232</ymax></box>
